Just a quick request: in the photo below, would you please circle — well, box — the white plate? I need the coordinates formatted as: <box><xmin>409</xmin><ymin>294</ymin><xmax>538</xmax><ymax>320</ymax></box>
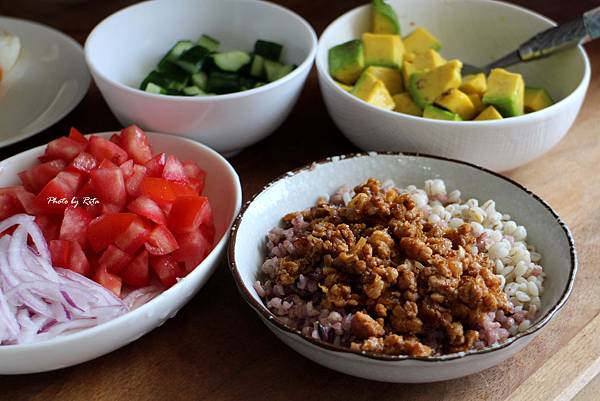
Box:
<box><xmin>0</xmin><ymin>17</ymin><xmax>90</xmax><ymax>148</ymax></box>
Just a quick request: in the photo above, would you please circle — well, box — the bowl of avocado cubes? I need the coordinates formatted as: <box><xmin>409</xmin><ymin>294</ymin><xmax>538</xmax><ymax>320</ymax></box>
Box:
<box><xmin>85</xmin><ymin>0</ymin><xmax>317</xmax><ymax>156</ymax></box>
<box><xmin>316</xmin><ymin>0</ymin><xmax>590</xmax><ymax>171</ymax></box>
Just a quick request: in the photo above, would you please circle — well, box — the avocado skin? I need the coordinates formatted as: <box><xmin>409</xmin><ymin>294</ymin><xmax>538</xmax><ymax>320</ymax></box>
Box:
<box><xmin>423</xmin><ymin>105</ymin><xmax>462</xmax><ymax>121</ymax></box>
<box><xmin>328</xmin><ymin>40</ymin><xmax>365</xmax><ymax>85</ymax></box>
<box><xmin>372</xmin><ymin>0</ymin><xmax>401</xmax><ymax>35</ymax></box>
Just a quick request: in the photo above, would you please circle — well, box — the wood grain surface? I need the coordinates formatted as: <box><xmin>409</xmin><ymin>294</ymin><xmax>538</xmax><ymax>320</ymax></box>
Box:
<box><xmin>1</xmin><ymin>1</ymin><xmax>599</xmax><ymax>400</ymax></box>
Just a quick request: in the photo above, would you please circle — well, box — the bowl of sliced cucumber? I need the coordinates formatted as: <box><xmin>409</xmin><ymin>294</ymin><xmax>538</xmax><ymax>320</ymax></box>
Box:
<box><xmin>85</xmin><ymin>0</ymin><xmax>317</xmax><ymax>156</ymax></box>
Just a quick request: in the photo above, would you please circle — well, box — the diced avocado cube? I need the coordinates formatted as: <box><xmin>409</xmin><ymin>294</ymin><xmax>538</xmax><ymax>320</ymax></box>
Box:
<box><xmin>254</xmin><ymin>40</ymin><xmax>283</xmax><ymax>61</ymax></box>
<box><xmin>372</xmin><ymin>0</ymin><xmax>401</xmax><ymax>35</ymax></box>
<box><xmin>475</xmin><ymin>105</ymin><xmax>503</xmax><ymax>120</ymax></box>
<box><xmin>483</xmin><ymin>68</ymin><xmax>524</xmax><ymax>117</ymax></box>
<box><xmin>364</xmin><ymin>65</ymin><xmax>403</xmax><ymax>94</ymax></box>
<box><xmin>468</xmin><ymin>93</ymin><xmax>484</xmax><ymax>114</ymax></box>
<box><xmin>351</xmin><ymin>72</ymin><xmax>395</xmax><ymax>110</ymax></box>
<box><xmin>335</xmin><ymin>81</ymin><xmax>353</xmax><ymax>92</ymax></box>
<box><xmin>403</xmin><ymin>27</ymin><xmax>442</xmax><ymax>55</ymax></box>
<box><xmin>198</xmin><ymin>34</ymin><xmax>220</xmax><ymax>52</ymax></box>
<box><xmin>524</xmin><ymin>87</ymin><xmax>553</xmax><ymax>112</ymax></box>
<box><xmin>460</xmin><ymin>73</ymin><xmax>487</xmax><ymax>95</ymax></box>
<box><xmin>402</xmin><ymin>49</ymin><xmax>446</xmax><ymax>87</ymax></box>
<box><xmin>407</xmin><ymin>59</ymin><xmax>462</xmax><ymax>109</ymax></box>
<box><xmin>423</xmin><ymin>105</ymin><xmax>462</xmax><ymax>121</ymax></box>
<box><xmin>175</xmin><ymin>45</ymin><xmax>211</xmax><ymax>74</ymax></box>
<box><xmin>362</xmin><ymin>33</ymin><xmax>404</xmax><ymax>69</ymax></box>
<box><xmin>435</xmin><ymin>88</ymin><xmax>477</xmax><ymax>120</ymax></box>
<box><xmin>328</xmin><ymin>39</ymin><xmax>365</xmax><ymax>84</ymax></box>
<box><xmin>392</xmin><ymin>92</ymin><xmax>422</xmax><ymax>116</ymax></box>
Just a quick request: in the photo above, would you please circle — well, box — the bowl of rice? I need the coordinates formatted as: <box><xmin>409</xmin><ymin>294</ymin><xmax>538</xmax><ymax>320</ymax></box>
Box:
<box><xmin>228</xmin><ymin>153</ymin><xmax>576</xmax><ymax>383</ymax></box>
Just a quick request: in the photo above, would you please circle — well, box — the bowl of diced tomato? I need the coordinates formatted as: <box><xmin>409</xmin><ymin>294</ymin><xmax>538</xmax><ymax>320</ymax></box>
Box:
<box><xmin>0</xmin><ymin>126</ymin><xmax>241</xmax><ymax>374</ymax></box>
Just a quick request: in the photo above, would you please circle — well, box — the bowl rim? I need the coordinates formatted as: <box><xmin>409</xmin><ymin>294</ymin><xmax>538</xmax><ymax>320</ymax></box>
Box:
<box><xmin>0</xmin><ymin>131</ymin><xmax>242</xmax><ymax>353</ymax></box>
<box><xmin>315</xmin><ymin>0</ymin><xmax>591</xmax><ymax>126</ymax></box>
<box><xmin>84</xmin><ymin>0</ymin><xmax>318</xmax><ymax>102</ymax></box>
<box><xmin>227</xmin><ymin>151</ymin><xmax>578</xmax><ymax>362</ymax></box>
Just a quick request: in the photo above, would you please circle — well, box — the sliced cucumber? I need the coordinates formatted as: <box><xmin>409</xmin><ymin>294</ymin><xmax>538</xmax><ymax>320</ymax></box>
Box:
<box><xmin>249</xmin><ymin>54</ymin><xmax>265</xmax><ymax>78</ymax></box>
<box><xmin>191</xmin><ymin>71</ymin><xmax>208</xmax><ymax>89</ymax></box>
<box><xmin>140</xmin><ymin>70</ymin><xmax>188</xmax><ymax>92</ymax></box>
<box><xmin>198</xmin><ymin>34</ymin><xmax>220</xmax><ymax>52</ymax></box>
<box><xmin>254</xmin><ymin>40</ymin><xmax>283</xmax><ymax>61</ymax></box>
<box><xmin>175</xmin><ymin>45</ymin><xmax>210</xmax><ymax>74</ymax></box>
<box><xmin>157</xmin><ymin>61</ymin><xmax>189</xmax><ymax>84</ymax></box>
<box><xmin>207</xmin><ymin>71</ymin><xmax>242</xmax><ymax>94</ymax></box>
<box><xmin>213</xmin><ymin>51</ymin><xmax>251</xmax><ymax>72</ymax></box>
<box><xmin>145</xmin><ymin>82</ymin><xmax>166</xmax><ymax>94</ymax></box>
<box><xmin>165</xmin><ymin>40</ymin><xmax>194</xmax><ymax>62</ymax></box>
<box><xmin>183</xmin><ymin>85</ymin><xmax>205</xmax><ymax>96</ymax></box>
<box><xmin>254</xmin><ymin>81</ymin><xmax>267</xmax><ymax>88</ymax></box>
<box><xmin>264</xmin><ymin>60</ymin><xmax>294</xmax><ymax>82</ymax></box>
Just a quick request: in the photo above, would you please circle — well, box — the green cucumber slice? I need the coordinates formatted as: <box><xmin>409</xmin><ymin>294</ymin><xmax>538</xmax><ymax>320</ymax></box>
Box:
<box><xmin>254</xmin><ymin>40</ymin><xmax>283</xmax><ymax>61</ymax></box>
<box><xmin>174</xmin><ymin>46</ymin><xmax>211</xmax><ymax>73</ymax></box>
<box><xmin>198</xmin><ymin>34</ymin><xmax>220</xmax><ymax>52</ymax></box>
<box><xmin>213</xmin><ymin>51</ymin><xmax>251</xmax><ymax>72</ymax></box>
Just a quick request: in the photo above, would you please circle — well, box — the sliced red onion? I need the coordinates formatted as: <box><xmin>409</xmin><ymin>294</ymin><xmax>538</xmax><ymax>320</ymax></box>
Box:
<box><xmin>122</xmin><ymin>286</ymin><xmax>162</xmax><ymax>310</ymax></box>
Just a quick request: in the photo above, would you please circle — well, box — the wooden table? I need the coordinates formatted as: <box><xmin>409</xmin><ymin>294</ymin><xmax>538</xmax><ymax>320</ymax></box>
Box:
<box><xmin>1</xmin><ymin>1</ymin><xmax>599</xmax><ymax>399</ymax></box>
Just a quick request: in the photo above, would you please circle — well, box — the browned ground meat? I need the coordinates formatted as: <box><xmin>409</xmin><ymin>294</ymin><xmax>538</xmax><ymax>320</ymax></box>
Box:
<box><xmin>259</xmin><ymin>179</ymin><xmax>513</xmax><ymax>356</ymax></box>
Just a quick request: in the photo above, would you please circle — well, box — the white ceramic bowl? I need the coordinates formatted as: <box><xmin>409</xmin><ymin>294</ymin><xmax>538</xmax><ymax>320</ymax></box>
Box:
<box><xmin>228</xmin><ymin>153</ymin><xmax>576</xmax><ymax>383</ymax></box>
<box><xmin>85</xmin><ymin>0</ymin><xmax>317</xmax><ymax>157</ymax></box>
<box><xmin>316</xmin><ymin>0</ymin><xmax>591</xmax><ymax>172</ymax></box>
<box><xmin>0</xmin><ymin>132</ymin><xmax>242</xmax><ymax>374</ymax></box>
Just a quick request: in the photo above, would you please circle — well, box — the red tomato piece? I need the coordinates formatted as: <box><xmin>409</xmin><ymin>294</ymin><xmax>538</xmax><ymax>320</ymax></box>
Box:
<box><xmin>68</xmin><ymin>127</ymin><xmax>88</xmax><ymax>144</ymax></box>
<box><xmin>98</xmin><ymin>244</ymin><xmax>132</xmax><ymax>274</ymax></box>
<box><xmin>139</xmin><ymin>177</ymin><xmax>176</xmax><ymax>205</ymax></box>
<box><xmin>121</xmin><ymin>249</ymin><xmax>150</xmax><ymax>287</ymax></box>
<box><xmin>171</xmin><ymin>182</ymin><xmax>197</xmax><ymax>197</ymax></box>
<box><xmin>150</xmin><ymin>255</ymin><xmax>183</xmax><ymax>287</ymax></box>
<box><xmin>49</xmin><ymin>239</ymin><xmax>90</xmax><ymax>276</ymax></box>
<box><xmin>34</xmin><ymin>171</ymin><xmax>84</xmax><ymax>214</ymax></box>
<box><xmin>127</xmin><ymin>195</ymin><xmax>167</xmax><ymax>225</ymax></box>
<box><xmin>199</xmin><ymin>222</ymin><xmax>216</xmax><ymax>245</ymax></box>
<box><xmin>93</xmin><ymin>266</ymin><xmax>122</xmax><ymax>296</ymax></box>
<box><xmin>182</xmin><ymin>161</ymin><xmax>206</xmax><ymax>193</ymax></box>
<box><xmin>59</xmin><ymin>206</ymin><xmax>91</xmax><ymax>247</ymax></box>
<box><xmin>0</xmin><ymin>187</ymin><xmax>37</xmax><ymax>216</ymax></box>
<box><xmin>90</xmin><ymin>167</ymin><xmax>127</xmax><ymax>208</ymax></box>
<box><xmin>35</xmin><ymin>215</ymin><xmax>62</xmax><ymax>242</ymax></box>
<box><xmin>97</xmin><ymin>159</ymin><xmax>118</xmax><ymax>169</ymax></box>
<box><xmin>160</xmin><ymin>202</ymin><xmax>173</xmax><ymax>216</ymax></box>
<box><xmin>162</xmin><ymin>155</ymin><xmax>187</xmax><ymax>182</ymax></box>
<box><xmin>119</xmin><ymin>159</ymin><xmax>134</xmax><ymax>178</ymax></box>
<box><xmin>18</xmin><ymin>159</ymin><xmax>67</xmax><ymax>194</ymax></box>
<box><xmin>114</xmin><ymin>217</ymin><xmax>151</xmax><ymax>254</ymax></box>
<box><xmin>88</xmin><ymin>136</ymin><xmax>128</xmax><ymax>165</ymax></box>
<box><xmin>172</xmin><ymin>229</ymin><xmax>212</xmax><ymax>272</ymax></box>
<box><xmin>144</xmin><ymin>153</ymin><xmax>166</xmax><ymax>177</ymax></box>
<box><xmin>167</xmin><ymin>196</ymin><xmax>211</xmax><ymax>234</ymax></box>
<box><xmin>44</xmin><ymin>137</ymin><xmax>88</xmax><ymax>162</ymax></box>
<box><xmin>119</xmin><ymin>125</ymin><xmax>152</xmax><ymax>164</ymax></box>
<box><xmin>66</xmin><ymin>152</ymin><xmax>98</xmax><ymax>176</ymax></box>
<box><xmin>145</xmin><ymin>224</ymin><xmax>179</xmax><ymax>255</ymax></box>
<box><xmin>109</xmin><ymin>133</ymin><xmax>121</xmax><ymax>145</ymax></box>
<box><xmin>0</xmin><ymin>193</ymin><xmax>21</xmax><ymax>220</ymax></box>
<box><xmin>87</xmin><ymin>213</ymin><xmax>137</xmax><ymax>253</ymax></box>
<box><xmin>125</xmin><ymin>164</ymin><xmax>147</xmax><ymax>198</ymax></box>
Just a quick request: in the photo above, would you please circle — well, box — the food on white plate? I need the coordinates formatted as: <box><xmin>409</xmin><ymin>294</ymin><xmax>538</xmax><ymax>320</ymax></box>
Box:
<box><xmin>0</xmin><ymin>29</ymin><xmax>21</xmax><ymax>82</ymax></box>
<box><xmin>0</xmin><ymin>126</ymin><xmax>216</xmax><ymax>299</ymax></box>
<box><xmin>140</xmin><ymin>34</ymin><xmax>295</xmax><ymax>96</ymax></box>
<box><xmin>327</xmin><ymin>0</ymin><xmax>554</xmax><ymax>120</ymax></box>
<box><xmin>255</xmin><ymin>178</ymin><xmax>545</xmax><ymax>356</ymax></box>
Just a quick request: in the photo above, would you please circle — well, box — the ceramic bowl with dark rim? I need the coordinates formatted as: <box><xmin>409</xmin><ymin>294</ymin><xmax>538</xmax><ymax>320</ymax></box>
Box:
<box><xmin>228</xmin><ymin>153</ymin><xmax>576</xmax><ymax>383</ymax></box>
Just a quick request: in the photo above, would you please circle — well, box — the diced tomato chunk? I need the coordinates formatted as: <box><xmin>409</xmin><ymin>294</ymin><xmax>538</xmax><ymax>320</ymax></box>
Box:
<box><xmin>127</xmin><ymin>195</ymin><xmax>167</xmax><ymax>225</ymax></box>
<box><xmin>93</xmin><ymin>266</ymin><xmax>122</xmax><ymax>296</ymax></box>
<box><xmin>18</xmin><ymin>159</ymin><xmax>67</xmax><ymax>194</ymax></box>
<box><xmin>43</xmin><ymin>137</ymin><xmax>88</xmax><ymax>162</ymax></box>
<box><xmin>68</xmin><ymin>127</ymin><xmax>88</xmax><ymax>144</ymax></box>
<box><xmin>182</xmin><ymin>161</ymin><xmax>206</xmax><ymax>193</ymax></box>
<box><xmin>34</xmin><ymin>171</ymin><xmax>84</xmax><ymax>214</ymax></box>
<box><xmin>145</xmin><ymin>224</ymin><xmax>179</xmax><ymax>255</ymax></box>
<box><xmin>0</xmin><ymin>193</ymin><xmax>20</xmax><ymax>220</ymax></box>
<box><xmin>172</xmin><ymin>229</ymin><xmax>213</xmax><ymax>272</ymax></box>
<box><xmin>109</xmin><ymin>133</ymin><xmax>121</xmax><ymax>145</ymax></box>
<box><xmin>59</xmin><ymin>206</ymin><xmax>91</xmax><ymax>247</ymax></box>
<box><xmin>150</xmin><ymin>255</ymin><xmax>183</xmax><ymax>287</ymax></box>
<box><xmin>88</xmin><ymin>136</ymin><xmax>128</xmax><ymax>165</ymax></box>
<box><xmin>125</xmin><ymin>165</ymin><xmax>147</xmax><ymax>198</ymax></box>
<box><xmin>119</xmin><ymin>160</ymin><xmax>134</xmax><ymax>178</ymax></box>
<box><xmin>90</xmin><ymin>166</ymin><xmax>127</xmax><ymax>209</ymax></box>
<box><xmin>121</xmin><ymin>250</ymin><xmax>150</xmax><ymax>287</ymax></box>
<box><xmin>168</xmin><ymin>196</ymin><xmax>211</xmax><ymax>234</ymax></box>
<box><xmin>87</xmin><ymin>213</ymin><xmax>137</xmax><ymax>252</ymax></box>
<box><xmin>99</xmin><ymin>244</ymin><xmax>132</xmax><ymax>274</ymax></box>
<box><xmin>49</xmin><ymin>239</ymin><xmax>91</xmax><ymax>276</ymax></box>
<box><xmin>35</xmin><ymin>215</ymin><xmax>62</xmax><ymax>242</ymax></box>
<box><xmin>139</xmin><ymin>177</ymin><xmax>176</xmax><ymax>205</ymax></box>
<box><xmin>114</xmin><ymin>217</ymin><xmax>151</xmax><ymax>254</ymax></box>
<box><xmin>162</xmin><ymin>155</ymin><xmax>187</xmax><ymax>182</ymax></box>
<box><xmin>171</xmin><ymin>182</ymin><xmax>197</xmax><ymax>197</ymax></box>
<box><xmin>67</xmin><ymin>152</ymin><xmax>97</xmax><ymax>176</ymax></box>
<box><xmin>119</xmin><ymin>125</ymin><xmax>152</xmax><ymax>164</ymax></box>
<box><xmin>144</xmin><ymin>153</ymin><xmax>166</xmax><ymax>177</ymax></box>
<box><xmin>97</xmin><ymin>159</ymin><xmax>118</xmax><ymax>169</ymax></box>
